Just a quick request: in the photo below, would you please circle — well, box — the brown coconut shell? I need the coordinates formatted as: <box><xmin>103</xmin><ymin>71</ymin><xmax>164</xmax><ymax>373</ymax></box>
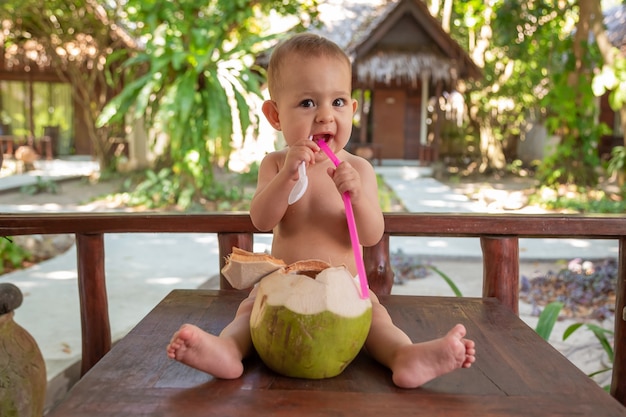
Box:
<box><xmin>222</xmin><ymin>248</ymin><xmax>286</xmax><ymax>289</ymax></box>
<box><xmin>283</xmin><ymin>259</ymin><xmax>332</xmax><ymax>278</ymax></box>
<box><xmin>221</xmin><ymin>248</ymin><xmax>333</xmax><ymax>287</ymax></box>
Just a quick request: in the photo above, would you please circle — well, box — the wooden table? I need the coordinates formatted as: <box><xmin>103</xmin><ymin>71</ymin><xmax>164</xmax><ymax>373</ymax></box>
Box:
<box><xmin>48</xmin><ymin>290</ymin><xmax>626</xmax><ymax>417</ymax></box>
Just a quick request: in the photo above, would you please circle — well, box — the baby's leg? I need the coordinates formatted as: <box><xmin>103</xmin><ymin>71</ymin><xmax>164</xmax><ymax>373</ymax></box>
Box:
<box><xmin>365</xmin><ymin>295</ymin><xmax>476</xmax><ymax>389</ymax></box>
<box><xmin>166</xmin><ymin>295</ymin><xmax>255</xmax><ymax>379</ymax></box>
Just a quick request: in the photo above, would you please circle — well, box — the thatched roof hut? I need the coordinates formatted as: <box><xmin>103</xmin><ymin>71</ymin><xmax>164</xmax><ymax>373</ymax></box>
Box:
<box><xmin>308</xmin><ymin>0</ymin><xmax>481</xmax><ymax>162</ymax></box>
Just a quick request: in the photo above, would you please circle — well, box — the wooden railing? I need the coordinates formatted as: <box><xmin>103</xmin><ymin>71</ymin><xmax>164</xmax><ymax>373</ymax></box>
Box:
<box><xmin>1</xmin><ymin>212</ymin><xmax>625</xmax><ymax>405</ymax></box>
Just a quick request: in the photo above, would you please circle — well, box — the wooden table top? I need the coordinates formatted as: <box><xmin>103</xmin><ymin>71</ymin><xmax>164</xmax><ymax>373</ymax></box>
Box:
<box><xmin>48</xmin><ymin>289</ymin><xmax>626</xmax><ymax>417</ymax></box>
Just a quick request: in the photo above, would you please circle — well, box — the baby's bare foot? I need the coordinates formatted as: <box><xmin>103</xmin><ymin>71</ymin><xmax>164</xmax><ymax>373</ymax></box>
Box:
<box><xmin>391</xmin><ymin>324</ymin><xmax>476</xmax><ymax>388</ymax></box>
<box><xmin>166</xmin><ymin>323</ymin><xmax>244</xmax><ymax>379</ymax></box>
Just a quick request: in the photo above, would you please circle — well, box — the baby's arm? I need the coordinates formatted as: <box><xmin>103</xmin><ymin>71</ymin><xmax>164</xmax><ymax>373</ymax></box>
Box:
<box><xmin>329</xmin><ymin>156</ymin><xmax>384</xmax><ymax>247</ymax></box>
<box><xmin>250</xmin><ymin>140</ymin><xmax>318</xmax><ymax>231</ymax></box>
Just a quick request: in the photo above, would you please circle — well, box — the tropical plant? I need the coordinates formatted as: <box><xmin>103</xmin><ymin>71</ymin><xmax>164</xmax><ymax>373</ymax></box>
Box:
<box><xmin>20</xmin><ymin>176</ymin><xmax>59</xmax><ymax>196</ymax></box>
<box><xmin>0</xmin><ymin>237</ymin><xmax>31</xmax><ymax>275</ymax></box>
<box><xmin>535</xmin><ymin>301</ymin><xmax>564</xmax><ymax>341</ymax></box>
<box><xmin>538</xmin><ymin>59</ymin><xmax>610</xmax><ymax>187</ymax></box>
<box><xmin>97</xmin><ymin>0</ymin><xmax>319</xmax><ymax>208</ymax></box>
<box><xmin>527</xmin><ymin>256</ymin><xmax>617</xmax><ymax>389</ymax></box>
<box><xmin>564</xmin><ymin>321</ymin><xmax>614</xmax><ymax>391</ymax></box>
<box><xmin>536</xmin><ymin>301</ymin><xmax>614</xmax><ymax>391</ymax></box>
<box><xmin>607</xmin><ymin>145</ymin><xmax>626</xmax><ymax>186</ymax></box>
<box><xmin>440</xmin><ymin>0</ymin><xmax>613</xmax><ymax>187</ymax></box>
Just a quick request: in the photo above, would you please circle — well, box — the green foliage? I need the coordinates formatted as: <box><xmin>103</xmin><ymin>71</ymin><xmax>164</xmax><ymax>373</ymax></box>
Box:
<box><xmin>427</xmin><ymin>265</ymin><xmax>463</xmax><ymax>297</ymax></box>
<box><xmin>20</xmin><ymin>176</ymin><xmax>59</xmax><ymax>195</ymax></box>
<box><xmin>535</xmin><ymin>301</ymin><xmax>564</xmax><ymax>341</ymax></box>
<box><xmin>607</xmin><ymin>146</ymin><xmax>626</xmax><ymax>179</ymax></box>
<box><xmin>376</xmin><ymin>174</ymin><xmax>401</xmax><ymax>212</ymax></box>
<box><xmin>122</xmin><ymin>168</ymin><xmax>183</xmax><ymax>209</ymax></box>
<box><xmin>98</xmin><ymin>0</ymin><xmax>319</xmax><ymax>205</ymax></box>
<box><xmin>460</xmin><ymin>1</ymin><xmax>576</xmax><ymax>168</ymax></box>
<box><xmin>0</xmin><ymin>237</ymin><xmax>31</xmax><ymax>275</ymax></box>
<box><xmin>537</xmin><ymin>69</ymin><xmax>610</xmax><ymax>187</ymax></box>
<box><xmin>238</xmin><ymin>161</ymin><xmax>260</xmax><ymax>188</ymax></box>
<box><xmin>120</xmin><ymin>166</ymin><xmax>258</xmax><ymax>211</ymax></box>
<box><xmin>592</xmin><ymin>52</ymin><xmax>626</xmax><ymax>112</ymax></box>
<box><xmin>458</xmin><ymin>1</ymin><xmax>611</xmax><ymax>187</ymax></box>
<box><xmin>529</xmin><ymin>186</ymin><xmax>626</xmax><ymax>213</ymax></box>
<box><xmin>564</xmin><ymin>322</ymin><xmax>614</xmax><ymax>364</ymax></box>
<box><xmin>536</xmin><ymin>301</ymin><xmax>614</xmax><ymax>391</ymax></box>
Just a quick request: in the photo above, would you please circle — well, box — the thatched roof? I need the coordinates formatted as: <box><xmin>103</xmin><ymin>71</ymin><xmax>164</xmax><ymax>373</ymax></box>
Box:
<box><xmin>354</xmin><ymin>51</ymin><xmax>457</xmax><ymax>88</ymax></box>
<box><xmin>309</xmin><ymin>0</ymin><xmax>388</xmax><ymax>51</ymax></box>
<box><xmin>309</xmin><ymin>0</ymin><xmax>481</xmax><ymax>89</ymax></box>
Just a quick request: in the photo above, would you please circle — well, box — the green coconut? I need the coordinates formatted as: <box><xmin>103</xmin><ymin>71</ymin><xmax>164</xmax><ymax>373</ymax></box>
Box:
<box><xmin>250</xmin><ymin>266</ymin><xmax>372</xmax><ymax>379</ymax></box>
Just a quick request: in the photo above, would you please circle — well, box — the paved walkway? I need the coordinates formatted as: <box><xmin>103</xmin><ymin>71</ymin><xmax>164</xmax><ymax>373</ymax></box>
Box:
<box><xmin>0</xmin><ymin>158</ymin><xmax>618</xmax><ymax>412</ymax></box>
<box><xmin>0</xmin><ymin>157</ymin><xmax>99</xmax><ymax>193</ymax></box>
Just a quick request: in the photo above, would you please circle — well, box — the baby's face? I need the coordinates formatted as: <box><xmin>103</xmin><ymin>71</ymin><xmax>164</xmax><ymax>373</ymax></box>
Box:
<box><xmin>271</xmin><ymin>53</ymin><xmax>357</xmax><ymax>159</ymax></box>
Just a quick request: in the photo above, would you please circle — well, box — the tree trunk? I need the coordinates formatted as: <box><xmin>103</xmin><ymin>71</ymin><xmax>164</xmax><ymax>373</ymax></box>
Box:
<box><xmin>471</xmin><ymin>3</ymin><xmax>506</xmax><ymax>172</ymax></box>
<box><xmin>479</xmin><ymin>123</ymin><xmax>506</xmax><ymax>173</ymax></box>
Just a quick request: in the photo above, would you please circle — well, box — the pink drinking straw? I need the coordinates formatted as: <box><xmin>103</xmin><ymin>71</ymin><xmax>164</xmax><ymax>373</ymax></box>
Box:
<box><xmin>317</xmin><ymin>140</ymin><xmax>369</xmax><ymax>299</ymax></box>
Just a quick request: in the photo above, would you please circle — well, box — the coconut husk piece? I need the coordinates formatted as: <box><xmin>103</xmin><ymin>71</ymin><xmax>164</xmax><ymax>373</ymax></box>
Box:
<box><xmin>221</xmin><ymin>247</ymin><xmax>331</xmax><ymax>289</ymax></box>
<box><xmin>283</xmin><ymin>259</ymin><xmax>332</xmax><ymax>278</ymax></box>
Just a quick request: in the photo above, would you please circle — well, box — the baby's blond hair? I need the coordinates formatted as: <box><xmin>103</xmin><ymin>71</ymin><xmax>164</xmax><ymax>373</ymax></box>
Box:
<box><xmin>266</xmin><ymin>33</ymin><xmax>351</xmax><ymax>99</ymax></box>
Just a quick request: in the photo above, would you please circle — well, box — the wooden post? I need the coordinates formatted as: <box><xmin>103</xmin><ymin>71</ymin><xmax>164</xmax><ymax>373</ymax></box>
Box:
<box><xmin>363</xmin><ymin>233</ymin><xmax>394</xmax><ymax>296</ymax></box>
<box><xmin>218</xmin><ymin>232</ymin><xmax>253</xmax><ymax>290</ymax></box>
<box><xmin>433</xmin><ymin>80</ymin><xmax>443</xmax><ymax>161</ymax></box>
<box><xmin>358</xmin><ymin>89</ymin><xmax>367</xmax><ymax>145</ymax></box>
<box><xmin>76</xmin><ymin>233</ymin><xmax>111</xmax><ymax>376</ymax></box>
<box><xmin>611</xmin><ymin>237</ymin><xmax>626</xmax><ymax>405</ymax></box>
<box><xmin>480</xmin><ymin>236</ymin><xmax>519</xmax><ymax>314</ymax></box>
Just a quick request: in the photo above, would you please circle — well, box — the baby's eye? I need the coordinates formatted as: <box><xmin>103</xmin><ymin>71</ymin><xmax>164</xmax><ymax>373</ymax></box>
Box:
<box><xmin>299</xmin><ymin>99</ymin><xmax>315</xmax><ymax>108</ymax></box>
<box><xmin>333</xmin><ymin>98</ymin><xmax>346</xmax><ymax>107</ymax></box>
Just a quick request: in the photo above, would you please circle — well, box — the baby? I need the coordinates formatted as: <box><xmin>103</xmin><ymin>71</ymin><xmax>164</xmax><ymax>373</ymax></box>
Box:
<box><xmin>167</xmin><ymin>33</ymin><xmax>475</xmax><ymax>388</ymax></box>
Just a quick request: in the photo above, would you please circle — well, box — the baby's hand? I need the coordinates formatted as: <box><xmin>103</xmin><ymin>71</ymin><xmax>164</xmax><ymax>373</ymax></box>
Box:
<box><xmin>284</xmin><ymin>139</ymin><xmax>318</xmax><ymax>178</ymax></box>
<box><xmin>328</xmin><ymin>161</ymin><xmax>362</xmax><ymax>202</ymax></box>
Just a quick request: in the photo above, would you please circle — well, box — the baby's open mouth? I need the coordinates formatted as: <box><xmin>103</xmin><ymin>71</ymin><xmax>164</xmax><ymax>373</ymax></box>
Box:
<box><xmin>312</xmin><ymin>134</ymin><xmax>332</xmax><ymax>144</ymax></box>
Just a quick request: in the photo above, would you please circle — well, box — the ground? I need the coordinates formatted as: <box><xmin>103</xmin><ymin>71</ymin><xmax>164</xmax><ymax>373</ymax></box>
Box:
<box><xmin>0</xmin><ymin>176</ymin><xmax>126</xmax><ymax>209</ymax></box>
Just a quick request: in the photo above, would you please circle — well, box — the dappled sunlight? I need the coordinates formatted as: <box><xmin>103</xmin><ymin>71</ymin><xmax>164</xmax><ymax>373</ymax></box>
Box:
<box><xmin>76</xmin><ymin>204</ymin><xmax>137</xmax><ymax>213</ymax></box>
<box><xmin>424</xmin><ymin>184</ymin><xmax>454</xmax><ymax>194</ymax></box>
<box><xmin>425</xmin><ymin>240</ymin><xmax>450</xmax><ymax>248</ymax></box>
<box><xmin>566</xmin><ymin>239</ymin><xmax>592</xmax><ymax>248</ymax></box>
<box><xmin>194</xmin><ymin>235</ymin><xmax>219</xmax><ymax>244</ymax></box>
<box><xmin>420</xmin><ymin>198</ymin><xmax>467</xmax><ymax>209</ymax></box>
<box><xmin>10</xmin><ymin>280</ymin><xmax>41</xmax><ymax>290</ymax></box>
<box><xmin>399</xmin><ymin>166</ymin><xmax>423</xmax><ymax>180</ymax></box>
<box><xmin>145</xmin><ymin>277</ymin><xmax>186</xmax><ymax>286</ymax></box>
<box><xmin>5</xmin><ymin>202</ymin><xmax>139</xmax><ymax>213</ymax></box>
<box><xmin>518</xmin><ymin>238</ymin><xmax>619</xmax><ymax>258</ymax></box>
<box><xmin>36</xmin><ymin>270</ymin><xmax>77</xmax><ymax>280</ymax></box>
<box><xmin>9</xmin><ymin>203</ymin><xmax>67</xmax><ymax>212</ymax></box>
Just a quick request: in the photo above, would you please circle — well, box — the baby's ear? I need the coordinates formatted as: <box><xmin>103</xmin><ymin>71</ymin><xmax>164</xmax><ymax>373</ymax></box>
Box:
<box><xmin>262</xmin><ymin>100</ymin><xmax>281</xmax><ymax>130</ymax></box>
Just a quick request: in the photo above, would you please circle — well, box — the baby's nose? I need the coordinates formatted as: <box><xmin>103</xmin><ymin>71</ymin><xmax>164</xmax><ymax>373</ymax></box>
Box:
<box><xmin>315</xmin><ymin>105</ymin><xmax>334</xmax><ymax>124</ymax></box>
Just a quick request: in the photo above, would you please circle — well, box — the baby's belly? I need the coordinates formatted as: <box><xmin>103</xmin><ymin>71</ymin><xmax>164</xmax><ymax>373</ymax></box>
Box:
<box><xmin>271</xmin><ymin>231</ymin><xmax>357</xmax><ymax>275</ymax></box>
